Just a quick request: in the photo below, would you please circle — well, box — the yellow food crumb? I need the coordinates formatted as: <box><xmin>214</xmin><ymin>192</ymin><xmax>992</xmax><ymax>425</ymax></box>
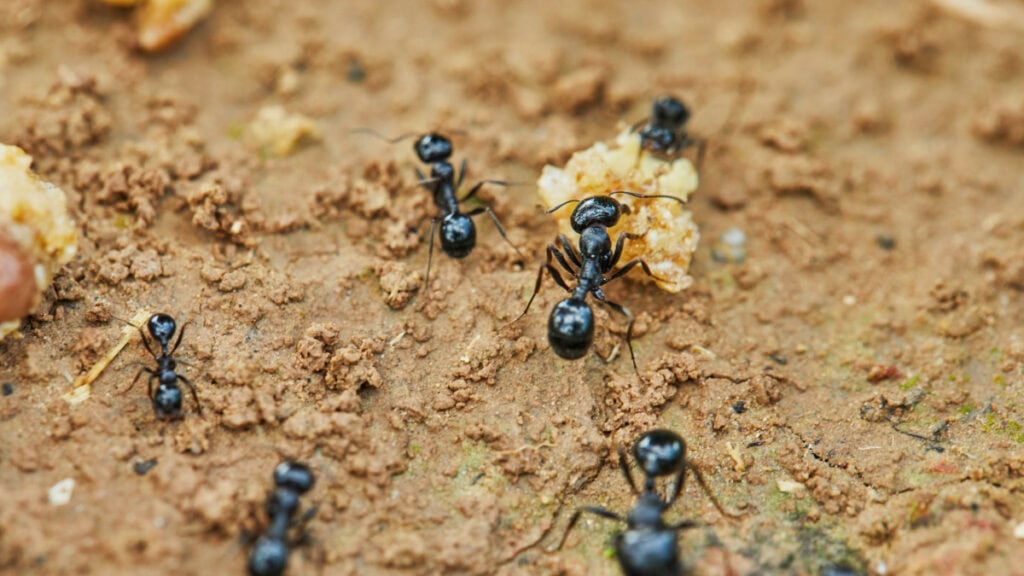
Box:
<box><xmin>537</xmin><ymin>130</ymin><xmax>700</xmax><ymax>293</ymax></box>
<box><xmin>136</xmin><ymin>0</ymin><xmax>213</xmax><ymax>52</ymax></box>
<box><xmin>0</xmin><ymin>144</ymin><xmax>78</xmax><ymax>338</ymax></box>
<box><xmin>249</xmin><ymin>105</ymin><xmax>321</xmax><ymax>157</ymax></box>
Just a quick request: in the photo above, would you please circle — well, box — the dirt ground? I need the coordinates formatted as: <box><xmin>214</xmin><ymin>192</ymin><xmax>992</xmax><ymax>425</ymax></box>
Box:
<box><xmin>3</xmin><ymin>0</ymin><xmax>1024</xmax><ymax>574</ymax></box>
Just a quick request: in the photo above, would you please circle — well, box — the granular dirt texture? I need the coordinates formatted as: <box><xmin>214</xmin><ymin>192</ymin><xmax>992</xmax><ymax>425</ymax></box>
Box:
<box><xmin>2</xmin><ymin>1</ymin><xmax>1024</xmax><ymax>575</ymax></box>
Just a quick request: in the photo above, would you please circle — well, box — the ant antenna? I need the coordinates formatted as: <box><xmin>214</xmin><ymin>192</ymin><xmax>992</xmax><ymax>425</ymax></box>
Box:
<box><xmin>350</xmin><ymin>128</ymin><xmax>418</xmax><ymax>143</ymax></box>
<box><xmin>546</xmin><ymin>199</ymin><xmax>581</xmax><ymax>214</ymax></box>
<box><xmin>608</xmin><ymin>190</ymin><xmax>688</xmax><ymax>206</ymax></box>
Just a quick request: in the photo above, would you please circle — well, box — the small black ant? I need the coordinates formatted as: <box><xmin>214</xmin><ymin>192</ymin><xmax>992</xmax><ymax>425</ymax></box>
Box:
<box><xmin>509</xmin><ymin>191</ymin><xmax>684</xmax><ymax>372</ymax></box>
<box><xmin>554</xmin><ymin>430</ymin><xmax>737</xmax><ymax>576</ymax></box>
<box><xmin>248</xmin><ymin>461</ymin><xmax>317</xmax><ymax>576</ymax></box>
<box><xmin>357</xmin><ymin>129</ymin><xmax>524</xmax><ymax>285</ymax></box>
<box><xmin>127</xmin><ymin>313</ymin><xmax>200</xmax><ymax>420</ymax></box>
<box><xmin>631</xmin><ymin>96</ymin><xmax>706</xmax><ymax>169</ymax></box>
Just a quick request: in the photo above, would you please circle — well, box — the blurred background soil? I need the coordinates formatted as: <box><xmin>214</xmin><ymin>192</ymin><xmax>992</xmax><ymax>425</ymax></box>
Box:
<box><xmin>2</xmin><ymin>0</ymin><xmax>1024</xmax><ymax>574</ymax></box>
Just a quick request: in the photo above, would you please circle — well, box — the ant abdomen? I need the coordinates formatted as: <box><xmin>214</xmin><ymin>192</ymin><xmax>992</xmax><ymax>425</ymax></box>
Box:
<box><xmin>548</xmin><ymin>299</ymin><xmax>594</xmax><ymax>359</ymax></box>
<box><xmin>439</xmin><ymin>214</ymin><xmax>476</xmax><ymax>259</ymax></box>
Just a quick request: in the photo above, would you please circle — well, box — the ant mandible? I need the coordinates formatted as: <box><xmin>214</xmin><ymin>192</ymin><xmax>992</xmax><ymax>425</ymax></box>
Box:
<box><xmin>357</xmin><ymin>129</ymin><xmax>524</xmax><ymax>286</ymax></box>
<box><xmin>509</xmin><ymin>191</ymin><xmax>684</xmax><ymax>372</ymax></box>
<box><xmin>632</xmin><ymin>96</ymin><xmax>705</xmax><ymax>166</ymax></box>
<box><xmin>248</xmin><ymin>461</ymin><xmax>317</xmax><ymax>576</ymax></box>
<box><xmin>127</xmin><ymin>313</ymin><xmax>201</xmax><ymax>420</ymax></box>
<box><xmin>554</xmin><ymin>429</ymin><xmax>738</xmax><ymax>576</ymax></box>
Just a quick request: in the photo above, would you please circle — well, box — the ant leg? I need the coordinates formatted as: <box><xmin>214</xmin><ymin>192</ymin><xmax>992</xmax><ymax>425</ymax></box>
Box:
<box><xmin>553</xmin><ymin>506</ymin><xmax>625</xmax><ymax>551</ymax></box>
<box><xmin>608</xmin><ymin>231</ymin><xmax>641</xmax><ymax>269</ymax></box>
<box><xmin>121</xmin><ymin>367</ymin><xmax>154</xmax><ymax>394</ymax></box>
<box><xmin>465</xmin><ymin>206</ymin><xmax>524</xmax><ymax>260</ymax></box>
<box><xmin>549</xmin><ymin>242</ymin><xmax>578</xmax><ymax>277</ymax></box>
<box><xmin>667</xmin><ymin>520</ymin><xmax>700</xmax><ymax>532</ymax></box>
<box><xmin>137</xmin><ymin>326</ymin><xmax>158</xmax><ymax>360</ymax></box>
<box><xmin>170</xmin><ymin>322</ymin><xmax>186</xmax><ymax>355</ymax></box>
<box><xmin>596</xmin><ymin>296</ymin><xmax>638</xmax><ymax>375</ymax></box>
<box><xmin>604</xmin><ymin>258</ymin><xmax>664</xmax><ymax>285</ymax></box>
<box><xmin>423</xmin><ymin>217</ymin><xmax>439</xmax><ymax>289</ymax></box>
<box><xmin>665</xmin><ymin>456</ymin><xmax>689</xmax><ymax>507</ymax></box>
<box><xmin>456</xmin><ymin>158</ymin><xmax>468</xmax><ymax>190</ymax></box>
<box><xmin>288</xmin><ymin>504</ymin><xmax>320</xmax><ymax>547</ymax></box>
<box><xmin>628</xmin><ymin>117</ymin><xmax>648</xmax><ymax>135</ymax></box>
<box><xmin>508</xmin><ymin>247</ymin><xmax>572</xmax><ymax>326</ymax></box>
<box><xmin>178</xmin><ymin>375</ymin><xmax>203</xmax><ymax>416</ymax></box>
<box><xmin>686</xmin><ymin>462</ymin><xmax>740</xmax><ymax>518</ymax></box>
<box><xmin>147</xmin><ymin>374</ymin><xmax>157</xmax><ymax>402</ymax></box>
<box><xmin>546</xmin><ymin>198</ymin><xmax>581</xmax><ymax>215</ymax></box>
<box><xmin>558</xmin><ymin>234</ymin><xmax>581</xmax><ymax>268</ymax></box>
<box><xmin>414</xmin><ymin>168</ymin><xmax>440</xmax><ymax>192</ymax></box>
<box><xmin>692</xmin><ymin>136</ymin><xmax>708</xmax><ymax>175</ymax></box>
<box><xmin>617</xmin><ymin>446</ymin><xmax>640</xmax><ymax>496</ymax></box>
<box><xmin>461</xmin><ymin>179</ymin><xmax>512</xmax><ymax>203</ymax></box>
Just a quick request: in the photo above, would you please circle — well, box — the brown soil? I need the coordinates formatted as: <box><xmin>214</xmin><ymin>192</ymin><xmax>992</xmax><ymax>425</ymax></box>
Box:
<box><xmin>3</xmin><ymin>1</ymin><xmax>1024</xmax><ymax>575</ymax></box>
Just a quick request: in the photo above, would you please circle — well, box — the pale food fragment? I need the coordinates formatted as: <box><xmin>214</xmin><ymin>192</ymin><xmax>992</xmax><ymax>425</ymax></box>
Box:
<box><xmin>249</xmin><ymin>105</ymin><xmax>321</xmax><ymax>157</ymax></box>
<box><xmin>0</xmin><ymin>144</ymin><xmax>78</xmax><ymax>339</ymax></box>
<box><xmin>537</xmin><ymin>130</ymin><xmax>699</xmax><ymax>293</ymax></box>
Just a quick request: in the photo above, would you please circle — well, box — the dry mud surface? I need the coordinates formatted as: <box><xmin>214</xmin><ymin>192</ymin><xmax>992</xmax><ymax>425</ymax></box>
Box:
<box><xmin>3</xmin><ymin>1</ymin><xmax>1024</xmax><ymax>574</ymax></box>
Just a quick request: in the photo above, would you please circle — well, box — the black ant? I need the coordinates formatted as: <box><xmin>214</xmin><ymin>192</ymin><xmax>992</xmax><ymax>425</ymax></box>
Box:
<box><xmin>357</xmin><ymin>130</ymin><xmax>524</xmax><ymax>286</ymax></box>
<box><xmin>509</xmin><ymin>191</ymin><xmax>684</xmax><ymax>372</ymax></box>
<box><xmin>632</xmin><ymin>96</ymin><xmax>705</xmax><ymax>167</ymax></box>
<box><xmin>248</xmin><ymin>461</ymin><xmax>317</xmax><ymax>576</ymax></box>
<box><xmin>553</xmin><ymin>429</ymin><xmax>738</xmax><ymax>576</ymax></box>
<box><xmin>127</xmin><ymin>313</ymin><xmax>200</xmax><ymax>420</ymax></box>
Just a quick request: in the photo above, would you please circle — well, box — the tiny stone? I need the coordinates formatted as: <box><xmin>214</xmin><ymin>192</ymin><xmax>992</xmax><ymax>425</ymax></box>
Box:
<box><xmin>347</xmin><ymin>58</ymin><xmax>366</xmax><ymax>83</ymax></box>
<box><xmin>876</xmin><ymin>235</ymin><xmax>896</xmax><ymax>250</ymax></box>
<box><xmin>2</xmin><ymin>383</ymin><xmax>13</xmax><ymax>396</ymax></box>
<box><xmin>769</xmin><ymin>353</ymin><xmax>788</xmax><ymax>365</ymax></box>
<box><xmin>134</xmin><ymin>458</ymin><xmax>158</xmax><ymax>476</ymax></box>
<box><xmin>48</xmin><ymin>478</ymin><xmax>75</xmax><ymax>506</ymax></box>
<box><xmin>711</xmin><ymin>227</ymin><xmax>748</xmax><ymax>264</ymax></box>
<box><xmin>732</xmin><ymin>400</ymin><xmax>746</xmax><ymax>414</ymax></box>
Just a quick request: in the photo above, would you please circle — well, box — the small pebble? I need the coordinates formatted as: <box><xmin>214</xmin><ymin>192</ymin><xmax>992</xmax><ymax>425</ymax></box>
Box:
<box><xmin>732</xmin><ymin>400</ymin><xmax>747</xmax><ymax>414</ymax></box>
<box><xmin>711</xmin><ymin>227</ymin><xmax>747</xmax><ymax>263</ymax></box>
<box><xmin>134</xmin><ymin>458</ymin><xmax>158</xmax><ymax>476</ymax></box>
<box><xmin>48</xmin><ymin>478</ymin><xmax>75</xmax><ymax>506</ymax></box>
<box><xmin>1014</xmin><ymin>519</ymin><xmax>1024</xmax><ymax>539</ymax></box>
<box><xmin>769</xmin><ymin>353</ymin><xmax>788</xmax><ymax>365</ymax></box>
<box><xmin>2</xmin><ymin>383</ymin><xmax>13</xmax><ymax>396</ymax></box>
<box><xmin>875</xmin><ymin>234</ymin><xmax>896</xmax><ymax>250</ymax></box>
<box><xmin>347</xmin><ymin>57</ymin><xmax>367</xmax><ymax>83</ymax></box>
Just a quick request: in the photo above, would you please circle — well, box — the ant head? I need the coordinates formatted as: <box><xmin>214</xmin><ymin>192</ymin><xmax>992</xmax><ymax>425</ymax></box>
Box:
<box><xmin>414</xmin><ymin>133</ymin><xmax>453</xmax><ymax>163</ymax></box>
<box><xmin>633</xmin><ymin>429</ymin><xmax>686</xmax><ymax>478</ymax></box>
<box><xmin>570</xmin><ymin>196</ymin><xmax>623</xmax><ymax>234</ymax></box>
<box><xmin>548</xmin><ymin>298</ymin><xmax>594</xmax><ymax>360</ymax></box>
<box><xmin>147</xmin><ymin>313</ymin><xmax>177</xmax><ymax>346</ymax></box>
<box><xmin>274</xmin><ymin>461</ymin><xmax>315</xmax><ymax>494</ymax></box>
<box><xmin>652</xmin><ymin>96</ymin><xmax>690</xmax><ymax>129</ymax></box>
<box><xmin>439</xmin><ymin>214</ymin><xmax>476</xmax><ymax>258</ymax></box>
<box><xmin>248</xmin><ymin>536</ymin><xmax>288</xmax><ymax>576</ymax></box>
<box><xmin>153</xmin><ymin>385</ymin><xmax>183</xmax><ymax>420</ymax></box>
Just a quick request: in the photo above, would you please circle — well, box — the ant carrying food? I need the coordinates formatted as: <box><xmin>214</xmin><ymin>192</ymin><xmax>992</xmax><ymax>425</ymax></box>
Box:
<box><xmin>553</xmin><ymin>429</ymin><xmax>738</xmax><ymax>576</ymax></box>
<box><xmin>356</xmin><ymin>130</ymin><xmax>524</xmax><ymax>286</ymax></box>
<box><xmin>248</xmin><ymin>461</ymin><xmax>317</xmax><ymax>576</ymax></box>
<box><xmin>509</xmin><ymin>191</ymin><xmax>684</xmax><ymax>372</ymax></box>
<box><xmin>632</xmin><ymin>96</ymin><xmax>704</xmax><ymax>163</ymax></box>
<box><xmin>126</xmin><ymin>313</ymin><xmax>200</xmax><ymax>420</ymax></box>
